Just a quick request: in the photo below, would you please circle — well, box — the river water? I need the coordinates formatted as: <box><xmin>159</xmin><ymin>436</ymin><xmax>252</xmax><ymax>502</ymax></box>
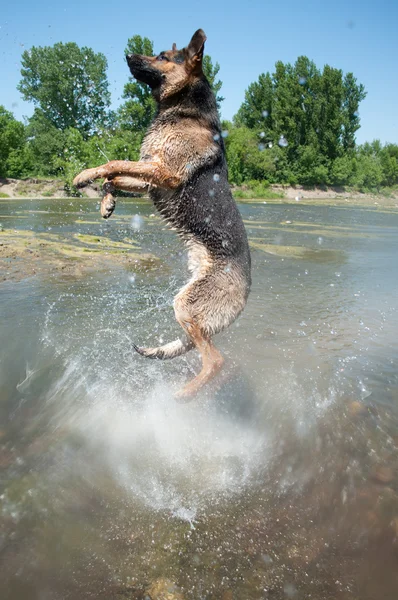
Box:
<box><xmin>1</xmin><ymin>197</ymin><xmax>398</xmax><ymax>599</ymax></box>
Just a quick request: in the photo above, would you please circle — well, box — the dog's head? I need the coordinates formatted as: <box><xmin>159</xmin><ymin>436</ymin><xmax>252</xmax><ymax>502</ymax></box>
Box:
<box><xmin>126</xmin><ymin>29</ymin><xmax>207</xmax><ymax>100</ymax></box>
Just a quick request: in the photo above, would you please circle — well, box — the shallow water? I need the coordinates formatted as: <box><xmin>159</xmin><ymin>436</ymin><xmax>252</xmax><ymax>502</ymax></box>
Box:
<box><xmin>1</xmin><ymin>197</ymin><xmax>398</xmax><ymax>599</ymax></box>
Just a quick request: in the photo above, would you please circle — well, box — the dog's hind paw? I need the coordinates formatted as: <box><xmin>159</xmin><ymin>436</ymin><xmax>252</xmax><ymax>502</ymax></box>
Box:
<box><xmin>133</xmin><ymin>344</ymin><xmax>157</xmax><ymax>359</ymax></box>
<box><xmin>174</xmin><ymin>386</ymin><xmax>197</xmax><ymax>403</ymax></box>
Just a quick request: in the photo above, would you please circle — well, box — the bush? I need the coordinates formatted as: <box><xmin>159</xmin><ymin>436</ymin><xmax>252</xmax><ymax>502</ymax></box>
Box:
<box><xmin>233</xmin><ymin>180</ymin><xmax>283</xmax><ymax>199</ymax></box>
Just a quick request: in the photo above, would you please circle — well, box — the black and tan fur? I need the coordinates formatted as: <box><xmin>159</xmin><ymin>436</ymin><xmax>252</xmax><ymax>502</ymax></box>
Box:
<box><xmin>73</xmin><ymin>29</ymin><xmax>251</xmax><ymax>399</ymax></box>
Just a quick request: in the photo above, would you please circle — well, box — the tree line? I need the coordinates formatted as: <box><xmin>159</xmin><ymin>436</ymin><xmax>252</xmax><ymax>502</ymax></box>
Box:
<box><xmin>0</xmin><ymin>38</ymin><xmax>397</xmax><ymax>193</ymax></box>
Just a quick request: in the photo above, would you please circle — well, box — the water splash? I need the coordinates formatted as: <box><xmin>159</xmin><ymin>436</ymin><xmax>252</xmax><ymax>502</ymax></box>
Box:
<box><xmin>278</xmin><ymin>135</ymin><xmax>288</xmax><ymax>148</ymax></box>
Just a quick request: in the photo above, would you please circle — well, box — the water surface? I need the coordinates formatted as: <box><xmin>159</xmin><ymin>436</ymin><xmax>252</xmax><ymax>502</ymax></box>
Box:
<box><xmin>1</xmin><ymin>197</ymin><xmax>398</xmax><ymax>599</ymax></box>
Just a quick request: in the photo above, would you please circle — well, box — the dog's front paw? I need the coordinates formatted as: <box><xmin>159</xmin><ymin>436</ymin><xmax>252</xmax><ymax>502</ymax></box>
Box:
<box><xmin>100</xmin><ymin>193</ymin><xmax>116</xmax><ymax>219</ymax></box>
<box><xmin>73</xmin><ymin>168</ymin><xmax>101</xmax><ymax>188</ymax></box>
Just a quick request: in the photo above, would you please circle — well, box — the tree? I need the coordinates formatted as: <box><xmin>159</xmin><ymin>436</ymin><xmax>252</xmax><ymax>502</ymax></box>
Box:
<box><xmin>380</xmin><ymin>143</ymin><xmax>398</xmax><ymax>186</ymax></box>
<box><xmin>235</xmin><ymin>72</ymin><xmax>273</xmax><ymax>131</ymax></box>
<box><xmin>18</xmin><ymin>42</ymin><xmax>111</xmax><ymax>137</ymax></box>
<box><xmin>25</xmin><ymin>110</ymin><xmax>66</xmax><ymax>176</ymax></box>
<box><xmin>202</xmin><ymin>55</ymin><xmax>224</xmax><ymax>112</ymax></box>
<box><xmin>118</xmin><ymin>35</ymin><xmax>156</xmax><ymax>134</ymax></box>
<box><xmin>330</xmin><ymin>155</ymin><xmax>354</xmax><ymax>186</ymax></box>
<box><xmin>342</xmin><ymin>73</ymin><xmax>366</xmax><ymax>151</ymax></box>
<box><xmin>223</xmin><ymin>123</ymin><xmax>275</xmax><ymax>185</ymax></box>
<box><xmin>233</xmin><ymin>57</ymin><xmax>366</xmax><ymax>185</ymax></box>
<box><xmin>0</xmin><ymin>106</ymin><xmax>27</xmax><ymax>178</ymax></box>
<box><xmin>352</xmin><ymin>142</ymin><xmax>384</xmax><ymax>190</ymax></box>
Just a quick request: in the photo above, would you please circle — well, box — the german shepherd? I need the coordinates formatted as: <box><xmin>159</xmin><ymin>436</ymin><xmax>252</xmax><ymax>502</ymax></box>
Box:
<box><xmin>73</xmin><ymin>29</ymin><xmax>251</xmax><ymax>400</ymax></box>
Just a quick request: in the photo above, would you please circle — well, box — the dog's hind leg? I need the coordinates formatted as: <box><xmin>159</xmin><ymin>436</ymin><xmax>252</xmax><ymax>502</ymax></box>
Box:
<box><xmin>175</xmin><ymin>321</ymin><xmax>224</xmax><ymax>401</ymax></box>
<box><xmin>173</xmin><ymin>296</ymin><xmax>224</xmax><ymax>401</ymax></box>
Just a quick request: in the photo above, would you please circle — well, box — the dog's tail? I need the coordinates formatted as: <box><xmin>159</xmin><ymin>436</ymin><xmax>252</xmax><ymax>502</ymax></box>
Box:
<box><xmin>133</xmin><ymin>336</ymin><xmax>194</xmax><ymax>360</ymax></box>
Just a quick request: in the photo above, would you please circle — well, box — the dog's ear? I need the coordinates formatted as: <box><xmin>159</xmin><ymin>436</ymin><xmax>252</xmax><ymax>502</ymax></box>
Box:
<box><xmin>185</xmin><ymin>29</ymin><xmax>206</xmax><ymax>72</ymax></box>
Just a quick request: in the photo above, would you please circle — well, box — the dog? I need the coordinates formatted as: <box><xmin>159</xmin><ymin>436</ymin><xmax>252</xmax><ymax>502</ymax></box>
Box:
<box><xmin>73</xmin><ymin>29</ymin><xmax>251</xmax><ymax>400</ymax></box>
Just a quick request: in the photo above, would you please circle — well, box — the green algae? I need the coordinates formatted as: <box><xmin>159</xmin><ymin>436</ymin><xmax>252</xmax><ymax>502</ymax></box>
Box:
<box><xmin>0</xmin><ymin>228</ymin><xmax>160</xmax><ymax>282</ymax></box>
<box><xmin>250</xmin><ymin>240</ymin><xmax>346</xmax><ymax>262</ymax></box>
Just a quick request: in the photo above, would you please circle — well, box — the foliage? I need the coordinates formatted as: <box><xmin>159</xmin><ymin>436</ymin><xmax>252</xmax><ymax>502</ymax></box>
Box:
<box><xmin>0</xmin><ymin>40</ymin><xmax>396</xmax><ymax>194</ymax></box>
<box><xmin>18</xmin><ymin>42</ymin><xmax>111</xmax><ymax>137</ymax></box>
<box><xmin>233</xmin><ymin>181</ymin><xmax>283</xmax><ymax>199</ymax></box>
<box><xmin>223</xmin><ymin>123</ymin><xmax>275</xmax><ymax>184</ymax></box>
<box><xmin>118</xmin><ymin>36</ymin><xmax>156</xmax><ymax>135</ymax></box>
<box><xmin>0</xmin><ymin>106</ymin><xmax>27</xmax><ymax>177</ymax></box>
<box><xmin>202</xmin><ymin>55</ymin><xmax>224</xmax><ymax>112</ymax></box>
<box><xmin>235</xmin><ymin>57</ymin><xmax>367</xmax><ymax>186</ymax></box>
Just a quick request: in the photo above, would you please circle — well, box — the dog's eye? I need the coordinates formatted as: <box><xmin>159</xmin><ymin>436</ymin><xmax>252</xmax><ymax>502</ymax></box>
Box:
<box><xmin>157</xmin><ymin>54</ymin><xmax>169</xmax><ymax>62</ymax></box>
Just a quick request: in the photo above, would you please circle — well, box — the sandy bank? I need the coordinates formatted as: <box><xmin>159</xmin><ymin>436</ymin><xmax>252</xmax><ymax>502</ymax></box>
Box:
<box><xmin>1</xmin><ymin>178</ymin><xmax>398</xmax><ymax>208</ymax></box>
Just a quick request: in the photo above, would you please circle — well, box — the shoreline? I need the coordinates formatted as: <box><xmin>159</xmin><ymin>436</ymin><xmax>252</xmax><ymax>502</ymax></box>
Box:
<box><xmin>1</xmin><ymin>178</ymin><xmax>398</xmax><ymax>208</ymax></box>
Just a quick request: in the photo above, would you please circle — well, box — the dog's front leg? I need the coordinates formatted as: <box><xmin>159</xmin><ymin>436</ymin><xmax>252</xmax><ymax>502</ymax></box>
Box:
<box><xmin>73</xmin><ymin>160</ymin><xmax>181</xmax><ymax>190</ymax></box>
<box><xmin>100</xmin><ymin>177</ymin><xmax>151</xmax><ymax>219</ymax></box>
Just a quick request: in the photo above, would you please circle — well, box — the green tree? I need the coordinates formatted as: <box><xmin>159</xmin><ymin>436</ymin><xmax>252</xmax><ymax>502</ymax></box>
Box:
<box><xmin>380</xmin><ymin>143</ymin><xmax>398</xmax><ymax>186</ymax></box>
<box><xmin>25</xmin><ymin>110</ymin><xmax>66</xmax><ymax>176</ymax></box>
<box><xmin>342</xmin><ymin>73</ymin><xmax>367</xmax><ymax>151</ymax></box>
<box><xmin>18</xmin><ymin>42</ymin><xmax>111</xmax><ymax>137</ymax></box>
<box><xmin>202</xmin><ymin>55</ymin><xmax>224</xmax><ymax>112</ymax></box>
<box><xmin>233</xmin><ymin>56</ymin><xmax>366</xmax><ymax>186</ymax></box>
<box><xmin>235</xmin><ymin>72</ymin><xmax>273</xmax><ymax>131</ymax></box>
<box><xmin>0</xmin><ymin>106</ymin><xmax>27</xmax><ymax>177</ymax></box>
<box><xmin>118</xmin><ymin>35</ymin><xmax>156</xmax><ymax>134</ymax></box>
<box><xmin>223</xmin><ymin>123</ymin><xmax>275</xmax><ymax>185</ymax></box>
<box><xmin>352</xmin><ymin>142</ymin><xmax>384</xmax><ymax>190</ymax></box>
<box><xmin>330</xmin><ymin>155</ymin><xmax>354</xmax><ymax>186</ymax></box>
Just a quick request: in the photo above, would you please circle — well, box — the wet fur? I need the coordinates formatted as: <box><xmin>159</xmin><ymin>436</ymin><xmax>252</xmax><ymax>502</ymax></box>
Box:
<box><xmin>73</xmin><ymin>29</ymin><xmax>251</xmax><ymax>399</ymax></box>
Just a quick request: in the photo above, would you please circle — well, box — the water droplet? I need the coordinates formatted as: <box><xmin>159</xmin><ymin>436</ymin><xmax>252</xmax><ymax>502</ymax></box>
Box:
<box><xmin>208</xmin><ymin>189</ymin><xmax>215</xmax><ymax>197</ymax></box>
<box><xmin>278</xmin><ymin>135</ymin><xmax>288</xmax><ymax>148</ymax></box>
<box><xmin>222</xmin><ymin>240</ymin><xmax>228</xmax><ymax>248</ymax></box>
<box><xmin>224</xmin><ymin>263</ymin><xmax>231</xmax><ymax>273</ymax></box>
<box><xmin>261</xmin><ymin>554</ymin><xmax>273</xmax><ymax>564</ymax></box>
<box><xmin>213</xmin><ymin>174</ymin><xmax>220</xmax><ymax>182</ymax></box>
<box><xmin>262</xmin><ymin>110</ymin><xmax>269</xmax><ymax>118</ymax></box>
<box><xmin>258</xmin><ymin>143</ymin><xmax>265</xmax><ymax>151</ymax></box>
<box><xmin>259</xmin><ymin>131</ymin><xmax>265</xmax><ymax>138</ymax></box>
<box><xmin>213</xmin><ymin>133</ymin><xmax>220</xmax><ymax>141</ymax></box>
<box><xmin>268</xmin><ymin>142</ymin><xmax>273</xmax><ymax>148</ymax></box>
<box><xmin>283</xmin><ymin>582</ymin><xmax>297</xmax><ymax>598</ymax></box>
<box><xmin>130</xmin><ymin>215</ymin><xmax>143</xmax><ymax>231</ymax></box>
<box><xmin>221</xmin><ymin>130</ymin><xmax>229</xmax><ymax>138</ymax></box>
<box><xmin>298</xmin><ymin>76</ymin><xmax>307</xmax><ymax>85</ymax></box>
<box><xmin>318</xmin><ymin>236</ymin><xmax>323</xmax><ymax>245</ymax></box>
<box><xmin>129</xmin><ymin>274</ymin><xmax>136</xmax><ymax>284</ymax></box>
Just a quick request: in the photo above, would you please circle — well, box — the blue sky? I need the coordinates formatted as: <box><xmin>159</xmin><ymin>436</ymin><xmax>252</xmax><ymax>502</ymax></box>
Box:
<box><xmin>1</xmin><ymin>0</ymin><xmax>397</xmax><ymax>144</ymax></box>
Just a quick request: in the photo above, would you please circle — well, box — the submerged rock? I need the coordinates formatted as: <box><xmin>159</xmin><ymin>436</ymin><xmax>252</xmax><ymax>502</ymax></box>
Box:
<box><xmin>145</xmin><ymin>578</ymin><xmax>185</xmax><ymax>600</ymax></box>
<box><xmin>371</xmin><ymin>465</ymin><xmax>394</xmax><ymax>485</ymax></box>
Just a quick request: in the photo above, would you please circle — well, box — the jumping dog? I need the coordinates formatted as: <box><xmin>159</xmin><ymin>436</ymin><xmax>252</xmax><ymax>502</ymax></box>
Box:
<box><xmin>73</xmin><ymin>29</ymin><xmax>251</xmax><ymax>399</ymax></box>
